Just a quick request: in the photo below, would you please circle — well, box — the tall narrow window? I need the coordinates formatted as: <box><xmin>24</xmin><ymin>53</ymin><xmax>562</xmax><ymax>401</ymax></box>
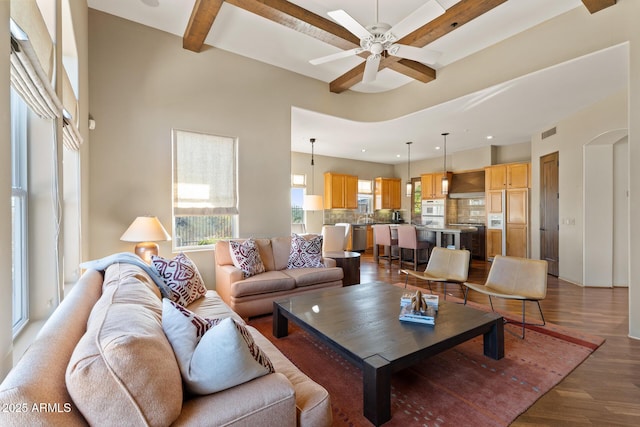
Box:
<box><xmin>11</xmin><ymin>89</ymin><xmax>28</xmax><ymax>335</ymax></box>
<box><xmin>172</xmin><ymin>130</ymin><xmax>238</xmax><ymax>249</ymax></box>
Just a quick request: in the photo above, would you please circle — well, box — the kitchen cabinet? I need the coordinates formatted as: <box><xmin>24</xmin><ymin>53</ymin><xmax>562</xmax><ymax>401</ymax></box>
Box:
<box><xmin>485</xmin><ymin>163</ymin><xmax>530</xmax><ymax>190</ymax></box>
<box><xmin>421</xmin><ymin>172</ymin><xmax>452</xmax><ymax>199</ymax></box>
<box><xmin>486</xmin><ymin>229</ymin><xmax>503</xmax><ymax>260</ymax></box>
<box><xmin>324</xmin><ymin>173</ymin><xmax>357</xmax><ymax>209</ymax></box>
<box><xmin>374</xmin><ymin>177</ymin><xmax>401</xmax><ymax>210</ymax></box>
<box><xmin>485</xmin><ymin>187</ymin><xmax>529</xmax><ymax>260</ymax></box>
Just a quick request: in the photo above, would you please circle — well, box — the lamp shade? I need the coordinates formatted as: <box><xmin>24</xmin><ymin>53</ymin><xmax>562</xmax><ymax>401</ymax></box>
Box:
<box><xmin>120</xmin><ymin>216</ymin><xmax>171</xmax><ymax>242</ymax></box>
<box><xmin>303</xmin><ymin>194</ymin><xmax>324</xmax><ymax>211</ymax></box>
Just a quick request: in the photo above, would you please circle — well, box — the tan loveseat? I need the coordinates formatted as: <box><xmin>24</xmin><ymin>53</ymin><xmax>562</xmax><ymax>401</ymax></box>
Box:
<box><xmin>215</xmin><ymin>237</ymin><xmax>344</xmax><ymax>318</ymax></box>
<box><xmin>0</xmin><ymin>262</ymin><xmax>332</xmax><ymax>427</ymax></box>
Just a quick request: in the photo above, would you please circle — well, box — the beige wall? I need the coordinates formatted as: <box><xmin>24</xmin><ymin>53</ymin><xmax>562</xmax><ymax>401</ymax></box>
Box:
<box><xmin>88</xmin><ymin>3</ymin><xmax>640</xmax><ymax>336</ymax></box>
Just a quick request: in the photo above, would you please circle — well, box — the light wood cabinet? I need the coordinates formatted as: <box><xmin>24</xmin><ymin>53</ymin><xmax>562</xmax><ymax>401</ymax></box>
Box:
<box><xmin>485</xmin><ymin>163</ymin><xmax>530</xmax><ymax>190</ymax></box>
<box><xmin>374</xmin><ymin>177</ymin><xmax>401</xmax><ymax>210</ymax></box>
<box><xmin>324</xmin><ymin>173</ymin><xmax>358</xmax><ymax>209</ymax></box>
<box><xmin>486</xmin><ymin>229</ymin><xmax>503</xmax><ymax>260</ymax></box>
<box><xmin>366</xmin><ymin>225</ymin><xmax>373</xmax><ymax>250</ymax></box>
<box><xmin>485</xmin><ymin>187</ymin><xmax>529</xmax><ymax>260</ymax></box>
<box><xmin>420</xmin><ymin>172</ymin><xmax>452</xmax><ymax>199</ymax></box>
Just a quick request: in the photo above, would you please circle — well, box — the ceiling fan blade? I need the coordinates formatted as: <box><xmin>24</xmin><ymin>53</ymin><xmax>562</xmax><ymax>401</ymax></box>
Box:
<box><xmin>389</xmin><ymin>44</ymin><xmax>442</xmax><ymax>64</ymax></box>
<box><xmin>362</xmin><ymin>55</ymin><xmax>381</xmax><ymax>83</ymax></box>
<box><xmin>385</xmin><ymin>0</ymin><xmax>446</xmax><ymax>41</ymax></box>
<box><xmin>327</xmin><ymin>9</ymin><xmax>371</xmax><ymax>40</ymax></box>
<box><xmin>309</xmin><ymin>47</ymin><xmax>363</xmax><ymax>65</ymax></box>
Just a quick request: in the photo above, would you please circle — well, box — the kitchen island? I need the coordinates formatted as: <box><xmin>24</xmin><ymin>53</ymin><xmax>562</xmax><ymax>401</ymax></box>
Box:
<box><xmin>415</xmin><ymin>225</ymin><xmax>478</xmax><ymax>251</ymax></box>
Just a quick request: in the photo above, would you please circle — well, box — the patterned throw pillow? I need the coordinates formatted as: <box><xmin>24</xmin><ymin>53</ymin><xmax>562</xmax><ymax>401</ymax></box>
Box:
<box><xmin>151</xmin><ymin>252</ymin><xmax>207</xmax><ymax>306</ymax></box>
<box><xmin>229</xmin><ymin>238</ymin><xmax>266</xmax><ymax>278</ymax></box>
<box><xmin>161</xmin><ymin>299</ymin><xmax>275</xmax><ymax>395</ymax></box>
<box><xmin>287</xmin><ymin>233</ymin><xmax>324</xmax><ymax>269</ymax></box>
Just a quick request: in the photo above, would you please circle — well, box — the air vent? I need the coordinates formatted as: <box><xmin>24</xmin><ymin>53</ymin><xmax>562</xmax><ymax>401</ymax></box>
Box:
<box><xmin>541</xmin><ymin>127</ymin><xmax>557</xmax><ymax>140</ymax></box>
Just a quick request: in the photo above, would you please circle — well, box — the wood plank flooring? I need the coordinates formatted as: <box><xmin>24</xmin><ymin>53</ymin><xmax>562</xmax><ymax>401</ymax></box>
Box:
<box><xmin>359</xmin><ymin>253</ymin><xmax>640</xmax><ymax>426</ymax></box>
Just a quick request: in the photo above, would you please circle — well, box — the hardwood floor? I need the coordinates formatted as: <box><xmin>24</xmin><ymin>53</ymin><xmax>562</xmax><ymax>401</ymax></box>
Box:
<box><xmin>359</xmin><ymin>253</ymin><xmax>640</xmax><ymax>426</ymax></box>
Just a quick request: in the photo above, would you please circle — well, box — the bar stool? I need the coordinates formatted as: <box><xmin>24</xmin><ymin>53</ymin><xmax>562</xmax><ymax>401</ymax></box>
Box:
<box><xmin>397</xmin><ymin>225</ymin><xmax>432</xmax><ymax>271</ymax></box>
<box><xmin>372</xmin><ymin>224</ymin><xmax>399</xmax><ymax>269</ymax></box>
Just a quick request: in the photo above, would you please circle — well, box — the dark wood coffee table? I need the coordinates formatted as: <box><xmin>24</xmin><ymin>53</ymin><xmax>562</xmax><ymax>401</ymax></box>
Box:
<box><xmin>273</xmin><ymin>281</ymin><xmax>504</xmax><ymax>426</ymax></box>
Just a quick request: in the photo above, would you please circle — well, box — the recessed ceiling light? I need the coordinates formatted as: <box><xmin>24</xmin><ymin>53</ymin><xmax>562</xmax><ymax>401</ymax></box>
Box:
<box><xmin>435</xmin><ymin>146</ymin><xmax>441</xmax><ymax>150</ymax></box>
<box><xmin>396</xmin><ymin>154</ymin><xmax>401</xmax><ymax>158</ymax></box>
<box><xmin>361</xmin><ymin>148</ymin><xmax>366</xmax><ymax>152</ymax></box>
<box><xmin>486</xmin><ymin>135</ymin><xmax>494</xmax><ymax>140</ymax></box>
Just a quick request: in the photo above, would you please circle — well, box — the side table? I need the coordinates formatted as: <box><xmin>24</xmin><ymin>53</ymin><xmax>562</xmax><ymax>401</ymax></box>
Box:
<box><xmin>323</xmin><ymin>251</ymin><xmax>361</xmax><ymax>286</ymax></box>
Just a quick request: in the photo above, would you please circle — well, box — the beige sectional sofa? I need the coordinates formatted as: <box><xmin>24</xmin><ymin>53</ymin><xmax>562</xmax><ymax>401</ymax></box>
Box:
<box><xmin>215</xmin><ymin>236</ymin><xmax>344</xmax><ymax>318</ymax></box>
<box><xmin>0</xmin><ymin>261</ymin><xmax>332</xmax><ymax>427</ymax></box>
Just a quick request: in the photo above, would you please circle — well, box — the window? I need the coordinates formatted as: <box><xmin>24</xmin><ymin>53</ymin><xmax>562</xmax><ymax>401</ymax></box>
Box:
<box><xmin>172</xmin><ymin>130</ymin><xmax>238</xmax><ymax>249</ymax></box>
<box><xmin>11</xmin><ymin>89</ymin><xmax>28</xmax><ymax>335</ymax></box>
<box><xmin>291</xmin><ymin>174</ymin><xmax>306</xmax><ymax>225</ymax></box>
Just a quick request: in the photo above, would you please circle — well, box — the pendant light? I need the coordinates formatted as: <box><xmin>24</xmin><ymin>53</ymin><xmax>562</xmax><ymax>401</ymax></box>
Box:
<box><xmin>405</xmin><ymin>141</ymin><xmax>413</xmax><ymax>197</ymax></box>
<box><xmin>303</xmin><ymin>138</ymin><xmax>324</xmax><ymax>210</ymax></box>
<box><xmin>441</xmin><ymin>132</ymin><xmax>449</xmax><ymax>195</ymax></box>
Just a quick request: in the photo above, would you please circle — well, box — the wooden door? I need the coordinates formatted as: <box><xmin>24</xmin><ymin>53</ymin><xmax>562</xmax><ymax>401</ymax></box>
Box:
<box><xmin>540</xmin><ymin>152</ymin><xmax>559</xmax><ymax>276</ymax></box>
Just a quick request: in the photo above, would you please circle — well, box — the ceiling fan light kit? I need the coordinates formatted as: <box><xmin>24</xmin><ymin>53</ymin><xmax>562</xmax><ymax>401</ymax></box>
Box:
<box><xmin>311</xmin><ymin>0</ymin><xmax>445</xmax><ymax>84</ymax></box>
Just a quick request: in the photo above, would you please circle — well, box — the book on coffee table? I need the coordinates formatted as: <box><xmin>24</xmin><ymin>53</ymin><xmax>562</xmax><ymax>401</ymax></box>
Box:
<box><xmin>399</xmin><ymin>304</ymin><xmax>437</xmax><ymax>325</ymax></box>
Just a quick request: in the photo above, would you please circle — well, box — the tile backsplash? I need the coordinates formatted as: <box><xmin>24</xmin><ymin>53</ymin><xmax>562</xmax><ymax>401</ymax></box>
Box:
<box><xmin>452</xmin><ymin>198</ymin><xmax>486</xmax><ymax>224</ymax></box>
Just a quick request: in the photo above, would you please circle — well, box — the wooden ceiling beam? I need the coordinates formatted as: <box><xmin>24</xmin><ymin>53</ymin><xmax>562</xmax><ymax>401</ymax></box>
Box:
<box><xmin>581</xmin><ymin>0</ymin><xmax>616</xmax><ymax>14</ymax></box>
<box><xmin>225</xmin><ymin>0</ymin><xmax>360</xmax><ymax>50</ymax></box>
<box><xmin>329</xmin><ymin>0</ymin><xmax>507</xmax><ymax>93</ymax></box>
<box><xmin>183</xmin><ymin>0</ymin><xmax>225</xmax><ymax>52</ymax></box>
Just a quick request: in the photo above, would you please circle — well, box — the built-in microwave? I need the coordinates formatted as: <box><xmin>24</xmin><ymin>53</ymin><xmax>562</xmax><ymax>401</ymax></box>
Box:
<box><xmin>422</xmin><ymin>199</ymin><xmax>445</xmax><ymax>216</ymax></box>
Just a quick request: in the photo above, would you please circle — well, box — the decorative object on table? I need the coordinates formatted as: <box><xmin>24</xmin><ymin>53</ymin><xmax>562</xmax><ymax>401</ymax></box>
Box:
<box><xmin>120</xmin><ymin>215</ymin><xmax>171</xmax><ymax>263</ymax></box>
<box><xmin>399</xmin><ymin>290</ymin><xmax>437</xmax><ymax>325</ymax></box>
<box><xmin>303</xmin><ymin>137</ymin><xmax>324</xmax><ymax>211</ymax></box>
<box><xmin>441</xmin><ymin>132</ymin><xmax>449</xmax><ymax>195</ymax></box>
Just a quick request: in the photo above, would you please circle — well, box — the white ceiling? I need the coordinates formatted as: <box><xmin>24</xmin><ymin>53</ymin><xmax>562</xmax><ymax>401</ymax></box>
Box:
<box><xmin>87</xmin><ymin>0</ymin><xmax>628</xmax><ymax>164</ymax></box>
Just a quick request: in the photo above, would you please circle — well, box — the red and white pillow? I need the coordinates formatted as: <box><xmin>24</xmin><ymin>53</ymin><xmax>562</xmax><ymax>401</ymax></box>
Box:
<box><xmin>229</xmin><ymin>238</ymin><xmax>266</xmax><ymax>278</ymax></box>
<box><xmin>287</xmin><ymin>233</ymin><xmax>324</xmax><ymax>269</ymax></box>
<box><xmin>161</xmin><ymin>299</ymin><xmax>274</xmax><ymax>395</ymax></box>
<box><xmin>151</xmin><ymin>252</ymin><xmax>207</xmax><ymax>306</ymax></box>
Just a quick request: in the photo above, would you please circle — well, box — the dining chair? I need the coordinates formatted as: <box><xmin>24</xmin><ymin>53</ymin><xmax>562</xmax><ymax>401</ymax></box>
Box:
<box><xmin>401</xmin><ymin>246</ymin><xmax>470</xmax><ymax>300</ymax></box>
<box><xmin>396</xmin><ymin>225</ymin><xmax>432</xmax><ymax>271</ymax></box>
<box><xmin>335</xmin><ymin>223</ymin><xmax>352</xmax><ymax>251</ymax></box>
<box><xmin>321</xmin><ymin>225</ymin><xmax>346</xmax><ymax>253</ymax></box>
<box><xmin>463</xmin><ymin>255</ymin><xmax>548</xmax><ymax>338</ymax></box>
<box><xmin>372</xmin><ymin>224</ymin><xmax>399</xmax><ymax>269</ymax></box>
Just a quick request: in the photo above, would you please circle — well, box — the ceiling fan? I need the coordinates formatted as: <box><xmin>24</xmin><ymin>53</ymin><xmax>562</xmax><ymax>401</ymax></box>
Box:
<box><xmin>309</xmin><ymin>0</ymin><xmax>446</xmax><ymax>83</ymax></box>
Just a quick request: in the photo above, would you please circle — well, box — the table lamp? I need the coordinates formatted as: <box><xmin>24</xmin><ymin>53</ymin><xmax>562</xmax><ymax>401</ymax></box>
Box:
<box><xmin>120</xmin><ymin>216</ymin><xmax>171</xmax><ymax>263</ymax></box>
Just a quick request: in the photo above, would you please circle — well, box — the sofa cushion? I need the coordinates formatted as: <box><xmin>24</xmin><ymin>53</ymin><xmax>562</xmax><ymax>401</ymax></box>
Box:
<box><xmin>187</xmin><ymin>289</ymin><xmax>245</xmax><ymax>324</ymax></box>
<box><xmin>284</xmin><ymin>267</ymin><xmax>344</xmax><ymax>288</ymax></box>
<box><xmin>229</xmin><ymin>238</ymin><xmax>266</xmax><ymax>278</ymax></box>
<box><xmin>151</xmin><ymin>252</ymin><xmax>207</xmax><ymax>306</ymax></box>
<box><xmin>287</xmin><ymin>234</ymin><xmax>324</xmax><ymax>269</ymax></box>
<box><xmin>162</xmin><ymin>299</ymin><xmax>274</xmax><ymax>395</ymax></box>
<box><xmin>66</xmin><ymin>263</ymin><xmax>183</xmax><ymax>427</ymax></box>
<box><xmin>230</xmin><ymin>270</ymin><xmax>296</xmax><ymax>298</ymax></box>
<box><xmin>271</xmin><ymin>236</ymin><xmax>293</xmax><ymax>271</ymax></box>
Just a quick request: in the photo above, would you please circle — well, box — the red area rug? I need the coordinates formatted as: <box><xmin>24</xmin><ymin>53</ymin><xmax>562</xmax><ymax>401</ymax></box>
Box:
<box><xmin>248</xmin><ymin>285</ymin><xmax>604</xmax><ymax>427</ymax></box>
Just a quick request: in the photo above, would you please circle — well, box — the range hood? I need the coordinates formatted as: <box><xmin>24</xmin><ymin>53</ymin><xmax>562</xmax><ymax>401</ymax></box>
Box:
<box><xmin>449</xmin><ymin>170</ymin><xmax>485</xmax><ymax>198</ymax></box>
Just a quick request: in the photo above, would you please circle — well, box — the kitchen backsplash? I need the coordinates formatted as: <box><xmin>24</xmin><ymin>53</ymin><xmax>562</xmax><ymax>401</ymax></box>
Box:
<box><xmin>323</xmin><ymin>209</ymin><xmax>400</xmax><ymax>224</ymax></box>
<box><xmin>452</xmin><ymin>198</ymin><xmax>486</xmax><ymax>224</ymax></box>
